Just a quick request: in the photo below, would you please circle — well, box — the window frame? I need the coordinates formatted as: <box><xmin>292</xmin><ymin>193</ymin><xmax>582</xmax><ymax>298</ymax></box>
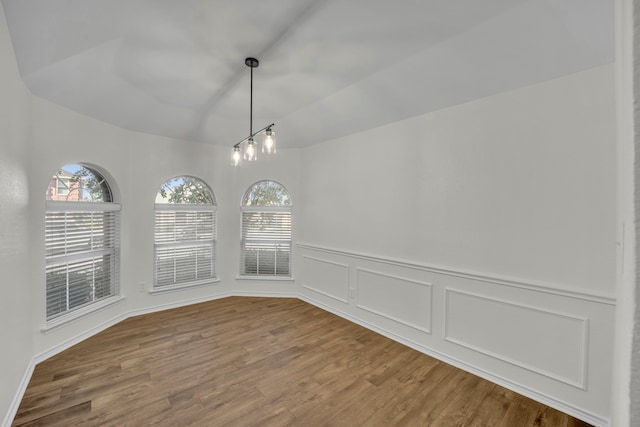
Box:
<box><xmin>44</xmin><ymin>167</ymin><xmax>122</xmax><ymax>329</ymax></box>
<box><xmin>239</xmin><ymin>181</ymin><xmax>293</xmax><ymax>279</ymax></box>
<box><xmin>153</xmin><ymin>178</ymin><xmax>218</xmax><ymax>292</ymax></box>
<box><xmin>56</xmin><ymin>177</ymin><xmax>70</xmax><ymax>196</ymax></box>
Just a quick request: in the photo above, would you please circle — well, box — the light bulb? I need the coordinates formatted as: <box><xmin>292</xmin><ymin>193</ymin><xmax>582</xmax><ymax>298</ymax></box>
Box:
<box><xmin>262</xmin><ymin>129</ymin><xmax>276</xmax><ymax>154</ymax></box>
<box><xmin>231</xmin><ymin>146</ymin><xmax>242</xmax><ymax>166</ymax></box>
<box><xmin>244</xmin><ymin>138</ymin><xmax>257</xmax><ymax>161</ymax></box>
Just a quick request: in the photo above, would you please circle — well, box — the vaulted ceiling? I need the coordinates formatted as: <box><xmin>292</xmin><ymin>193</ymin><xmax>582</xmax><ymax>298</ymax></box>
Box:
<box><xmin>2</xmin><ymin>0</ymin><xmax>613</xmax><ymax>148</ymax></box>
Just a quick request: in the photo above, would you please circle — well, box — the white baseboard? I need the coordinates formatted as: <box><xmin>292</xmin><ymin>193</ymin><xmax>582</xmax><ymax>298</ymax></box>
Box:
<box><xmin>3</xmin><ymin>291</ymin><xmax>609</xmax><ymax>427</ymax></box>
<box><xmin>2</xmin><ymin>362</ymin><xmax>35</xmax><ymax>427</ymax></box>
<box><xmin>230</xmin><ymin>291</ymin><xmax>298</xmax><ymax>298</ymax></box>
<box><xmin>298</xmin><ymin>294</ymin><xmax>609</xmax><ymax>427</ymax></box>
<box><xmin>2</xmin><ymin>292</ymin><xmax>235</xmax><ymax>427</ymax></box>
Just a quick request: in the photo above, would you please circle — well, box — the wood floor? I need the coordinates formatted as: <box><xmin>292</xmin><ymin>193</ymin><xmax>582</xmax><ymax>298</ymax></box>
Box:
<box><xmin>13</xmin><ymin>297</ymin><xmax>592</xmax><ymax>427</ymax></box>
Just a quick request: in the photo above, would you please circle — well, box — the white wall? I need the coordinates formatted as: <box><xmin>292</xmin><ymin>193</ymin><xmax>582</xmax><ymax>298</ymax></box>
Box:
<box><xmin>0</xmin><ymin>3</ymin><xmax>302</xmax><ymax>424</ymax></box>
<box><xmin>612</xmin><ymin>1</ymin><xmax>640</xmax><ymax>425</ymax></box>
<box><xmin>223</xmin><ymin>148</ymin><xmax>301</xmax><ymax>297</ymax></box>
<box><xmin>298</xmin><ymin>65</ymin><xmax>616</xmax><ymax>296</ymax></box>
<box><xmin>0</xmin><ymin>3</ymin><xmax>34</xmax><ymax>424</ymax></box>
<box><xmin>631</xmin><ymin>1</ymin><xmax>640</xmax><ymax>418</ymax></box>
<box><xmin>0</xmin><ymin>0</ymin><xmax>620</xmax><ymax>424</ymax></box>
<box><xmin>297</xmin><ymin>65</ymin><xmax>617</xmax><ymax>424</ymax></box>
<box><xmin>21</xmin><ymin>76</ymin><xmax>302</xmax><ymax>357</ymax></box>
<box><xmin>611</xmin><ymin>1</ymin><xmax>637</xmax><ymax>425</ymax></box>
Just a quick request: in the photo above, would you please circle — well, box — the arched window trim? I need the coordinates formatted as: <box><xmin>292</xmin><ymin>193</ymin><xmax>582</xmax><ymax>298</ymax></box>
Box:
<box><xmin>47</xmin><ymin>164</ymin><xmax>114</xmax><ymax>203</ymax></box>
<box><xmin>241</xmin><ymin>180</ymin><xmax>292</xmax><ymax>207</ymax></box>
<box><xmin>239</xmin><ymin>180</ymin><xmax>293</xmax><ymax>279</ymax></box>
<box><xmin>153</xmin><ymin>176</ymin><xmax>219</xmax><ymax>293</ymax></box>
<box><xmin>44</xmin><ymin>164</ymin><xmax>122</xmax><ymax>329</ymax></box>
<box><xmin>155</xmin><ymin>203</ymin><xmax>216</xmax><ymax>213</ymax></box>
<box><xmin>155</xmin><ymin>175</ymin><xmax>216</xmax><ymax>205</ymax></box>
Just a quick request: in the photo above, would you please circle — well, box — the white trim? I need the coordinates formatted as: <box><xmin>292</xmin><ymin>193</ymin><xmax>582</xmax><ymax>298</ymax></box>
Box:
<box><xmin>41</xmin><ymin>295</ymin><xmax>126</xmax><ymax>334</ymax></box>
<box><xmin>355</xmin><ymin>267</ymin><xmax>433</xmax><ymax>334</ymax></box>
<box><xmin>122</xmin><ymin>292</ymin><xmax>234</xmax><ymax>319</ymax></box>
<box><xmin>302</xmin><ymin>255</ymin><xmax>349</xmax><ymax>270</ymax></box>
<box><xmin>2</xmin><ymin>362</ymin><xmax>35</xmax><ymax>427</ymax></box>
<box><xmin>38</xmin><ymin>293</ymin><xmax>234</xmax><ymax>362</ymax></box>
<box><xmin>235</xmin><ymin>275</ymin><xmax>295</xmax><ymax>282</ymax></box>
<box><xmin>297</xmin><ymin>294</ymin><xmax>609</xmax><ymax>427</ymax></box>
<box><xmin>45</xmin><ymin>247</ymin><xmax>115</xmax><ymax>266</ymax></box>
<box><xmin>154</xmin><ymin>240</ymin><xmax>214</xmax><ymax>250</ymax></box>
<box><xmin>153</xmin><ymin>205</ymin><xmax>217</xmax><ymax>289</ymax></box>
<box><xmin>301</xmin><ymin>255</ymin><xmax>350</xmax><ymax>303</ymax></box>
<box><xmin>46</xmin><ymin>200</ymin><xmax>121</xmax><ymax>212</ymax></box>
<box><xmin>5</xmin><ymin>291</ymin><xmax>609</xmax><ymax>427</ymax></box>
<box><xmin>231</xmin><ymin>291</ymin><xmax>298</xmax><ymax>298</ymax></box>
<box><xmin>297</xmin><ymin>243</ymin><xmax>616</xmax><ymax>305</ymax></box>
<box><xmin>302</xmin><ymin>283</ymin><xmax>349</xmax><ymax>304</ymax></box>
<box><xmin>149</xmin><ymin>278</ymin><xmax>221</xmax><ymax>294</ymax></box>
<box><xmin>241</xmin><ymin>205</ymin><xmax>291</xmax><ymax>213</ymax></box>
<box><xmin>45</xmin><ymin>203</ymin><xmax>121</xmax><ymax>322</ymax></box>
<box><xmin>239</xmin><ymin>208</ymin><xmax>292</xmax><ymax>277</ymax></box>
<box><xmin>612</xmin><ymin>1</ymin><xmax>636</xmax><ymax>425</ymax></box>
<box><xmin>443</xmin><ymin>288</ymin><xmax>589</xmax><ymax>390</ymax></box>
<box><xmin>4</xmin><ymin>293</ymin><xmax>236</xmax><ymax>427</ymax></box>
<box><xmin>155</xmin><ymin>203</ymin><xmax>216</xmax><ymax>212</ymax></box>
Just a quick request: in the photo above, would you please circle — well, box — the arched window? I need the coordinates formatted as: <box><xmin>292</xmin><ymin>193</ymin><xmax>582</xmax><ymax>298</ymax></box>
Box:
<box><xmin>240</xmin><ymin>180</ymin><xmax>292</xmax><ymax>277</ymax></box>
<box><xmin>45</xmin><ymin>164</ymin><xmax>120</xmax><ymax>321</ymax></box>
<box><xmin>154</xmin><ymin>176</ymin><xmax>217</xmax><ymax>290</ymax></box>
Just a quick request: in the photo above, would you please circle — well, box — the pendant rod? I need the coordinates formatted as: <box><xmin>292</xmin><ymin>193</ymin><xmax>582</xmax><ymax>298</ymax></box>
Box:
<box><xmin>249</xmin><ymin>64</ymin><xmax>253</xmax><ymax>137</ymax></box>
<box><xmin>231</xmin><ymin>57</ymin><xmax>275</xmax><ymax>164</ymax></box>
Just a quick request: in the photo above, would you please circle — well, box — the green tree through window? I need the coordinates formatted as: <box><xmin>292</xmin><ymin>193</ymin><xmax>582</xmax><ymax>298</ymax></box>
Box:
<box><xmin>241</xmin><ymin>181</ymin><xmax>292</xmax><ymax>277</ymax></box>
<box><xmin>157</xmin><ymin>176</ymin><xmax>213</xmax><ymax>204</ymax></box>
<box><xmin>243</xmin><ymin>180</ymin><xmax>291</xmax><ymax>207</ymax></box>
<box><xmin>154</xmin><ymin>176</ymin><xmax>217</xmax><ymax>290</ymax></box>
<box><xmin>45</xmin><ymin>164</ymin><xmax>120</xmax><ymax>321</ymax></box>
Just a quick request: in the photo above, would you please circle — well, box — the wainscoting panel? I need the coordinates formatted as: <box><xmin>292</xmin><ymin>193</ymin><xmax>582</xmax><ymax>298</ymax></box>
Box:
<box><xmin>301</xmin><ymin>255</ymin><xmax>349</xmax><ymax>303</ymax></box>
<box><xmin>356</xmin><ymin>268</ymin><xmax>432</xmax><ymax>334</ymax></box>
<box><xmin>296</xmin><ymin>243</ymin><xmax>615</xmax><ymax>426</ymax></box>
<box><xmin>444</xmin><ymin>289</ymin><xmax>587</xmax><ymax>389</ymax></box>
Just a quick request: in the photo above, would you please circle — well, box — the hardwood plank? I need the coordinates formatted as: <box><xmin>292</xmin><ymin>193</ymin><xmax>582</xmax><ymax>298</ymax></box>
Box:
<box><xmin>362</xmin><ymin>358</ymin><xmax>451</xmax><ymax>425</ymax></box>
<box><xmin>499</xmin><ymin>394</ymin><xmax>545</xmax><ymax>427</ymax></box>
<box><xmin>467</xmin><ymin>394</ymin><xmax>511</xmax><ymax>427</ymax></box>
<box><xmin>12</xmin><ymin>297</ymin><xmax>593</xmax><ymax>426</ymax></box>
<box><xmin>430</xmin><ymin>374</ymin><xmax>495</xmax><ymax>426</ymax></box>
<box><xmin>13</xmin><ymin>401</ymin><xmax>91</xmax><ymax>427</ymax></box>
<box><xmin>292</xmin><ymin>378</ymin><xmax>376</xmax><ymax>426</ymax></box>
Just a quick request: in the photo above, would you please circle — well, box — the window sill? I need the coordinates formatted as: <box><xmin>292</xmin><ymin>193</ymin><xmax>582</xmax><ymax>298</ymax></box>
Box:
<box><xmin>235</xmin><ymin>276</ymin><xmax>295</xmax><ymax>283</ymax></box>
<box><xmin>42</xmin><ymin>295</ymin><xmax>127</xmax><ymax>334</ymax></box>
<box><xmin>149</xmin><ymin>278</ymin><xmax>221</xmax><ymax>295</ymax></box>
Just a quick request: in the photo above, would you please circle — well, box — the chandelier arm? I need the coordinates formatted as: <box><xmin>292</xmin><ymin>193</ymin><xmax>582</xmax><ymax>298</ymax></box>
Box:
<box><xmin>253</xmin><ymin>123</ymin><xmax>275</xmax><ymax>138</ymax></box>
<box><xmin>233</xmin><ymin>123</ymin><xmax>275</xmax><ymax>148</ymax></box>
<box><xmin>230</xmin><ymin>57</ymin><xmax>275</xmax><ymax>165</ymax></box>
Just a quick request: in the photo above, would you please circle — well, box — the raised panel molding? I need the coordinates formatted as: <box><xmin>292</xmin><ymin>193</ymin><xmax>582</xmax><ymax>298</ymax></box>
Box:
<box><xmin>301</xmin><ymin>255</ymin><xmax>349</xmax><ymax>303</ymax></box>
<box><xmin>296</xmin><ymin>243</ymin><xmax>615</xmax><ymax>305</ymax></box>
<box><xmin>444</xmin><ymin>289</ymin><xmax>589</xmax><ymax>389</ymax></box>
<box><xmin>355</xmin><ymin>268</ymin><xmax>432</xmax><ymax>334</ymax></box>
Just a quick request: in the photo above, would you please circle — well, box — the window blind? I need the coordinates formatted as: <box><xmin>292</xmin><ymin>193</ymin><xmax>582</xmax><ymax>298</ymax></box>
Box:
<box><xmin>154</xmin><ymin>207</ymin><xmax>216</xmax><ymax>288</ymax></box>
<box><xmin>45</xmin><ymin>204</ymin><xmax>120</xmax><ymax>321</ymax></box>
<box><xmin>241</xmin><ymin>210</ymin><xmax>291</xmax><ymax>276</ymax></box>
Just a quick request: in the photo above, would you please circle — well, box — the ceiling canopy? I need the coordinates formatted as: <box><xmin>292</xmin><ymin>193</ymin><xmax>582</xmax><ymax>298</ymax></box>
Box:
<box><xmin>2</xmin><ymin>0</ymin><xmax>613</xmax><ymax>148</ymax></box>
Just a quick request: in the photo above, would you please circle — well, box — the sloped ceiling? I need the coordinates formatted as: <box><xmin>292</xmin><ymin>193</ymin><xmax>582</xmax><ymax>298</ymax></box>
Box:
<box><xmin>2</xmin><ymin>0</ymin><xmax>613</xmax><ymax>148</ymax></box>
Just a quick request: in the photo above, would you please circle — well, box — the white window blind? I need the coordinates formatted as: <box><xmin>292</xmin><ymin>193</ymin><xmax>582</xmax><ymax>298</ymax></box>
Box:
<box><xmin>241</xmin><ymin>207</ymin><xmax>291</xmax><ymax>276</ymax></box>
<box><xmin>154</xmin><ymin>205</ymin><xmax>216</xmax><ymax>288</ymax></box>
<box><xmin>45</xmin><ymin>202</ymin><xmax>120</xmax><ymax>321</ymax></box>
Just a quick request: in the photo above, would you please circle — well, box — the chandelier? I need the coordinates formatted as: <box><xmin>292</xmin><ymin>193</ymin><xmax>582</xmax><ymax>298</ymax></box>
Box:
<box><xmin>231</xmin><ymin>57</ymin><xmax>276</xmax><ymax>166</ymax></box>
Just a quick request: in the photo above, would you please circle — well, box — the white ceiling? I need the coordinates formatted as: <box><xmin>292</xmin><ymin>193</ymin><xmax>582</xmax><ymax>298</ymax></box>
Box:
<box><xmin>2</xmin><ymin>0</ymin><xmax>613</xmax><ymax>148</ymax></box>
